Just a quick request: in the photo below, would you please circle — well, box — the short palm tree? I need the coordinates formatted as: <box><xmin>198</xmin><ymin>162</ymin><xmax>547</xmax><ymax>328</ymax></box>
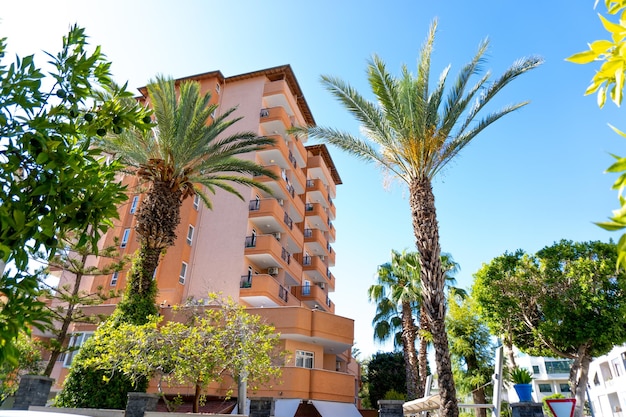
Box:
<box><xmin>308</xmin><ymin>19</ymin><xmax>542</xmax><ymax>417</ymax></box>
<box><xmin>102</xmin><ymin>76</ymin><xmax>276</xmax><ymax>323</ymax></box>
<box><xmin>369</xmin><ymin>250</ymin><xmax>462</xmax><ymax>399</ymax></box>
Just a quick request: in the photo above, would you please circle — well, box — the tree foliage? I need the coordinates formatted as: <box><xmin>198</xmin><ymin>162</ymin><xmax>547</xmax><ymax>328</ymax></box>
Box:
<box><xmin>366</xmin><ymin>351</ymin><xmax>407</xmax><ymax>408</ymax></box>
<box><xmin>0</xmin><ymin>25</ymin><xmax>150</xmax><ymax>364</ymax></box>
<box><xmin>0</xmin><ymin>332</ymin><xmax>42</xmax><ymax>403</ymax></box>
<box><xmin>567</xmin><ymin>1</ymin><xmax>626</xmax><ymax>267</ymax></box>
<box><xmin>446</xmin><ymin>294</ymin><xmax>494</xmax><ymax>417</ymax></box>
<box><xmin>61</xmin><ymin>295</ymin><xmax>283</xmax><ymax>413</ymax></box>
<box><xmin>473</xmin><ymin>240</ymin><xmax>626</xmax><ymax>417</ymax></box>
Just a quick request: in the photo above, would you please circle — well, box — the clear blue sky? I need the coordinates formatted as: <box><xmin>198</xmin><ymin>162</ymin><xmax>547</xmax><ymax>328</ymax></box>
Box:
<box><xmin>2</xmin><ymin>0</ymin><xmax>622</xmax><ymax>358</ymax></box>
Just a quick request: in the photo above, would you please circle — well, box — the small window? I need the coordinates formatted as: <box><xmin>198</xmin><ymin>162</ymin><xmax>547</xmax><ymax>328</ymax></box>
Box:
<box><xmin>295</xmin><ymin>350</ymin><xmax>314</xmax><ymax>369</ymax></box>
<box><xmin>532</xmin><ymin>365</ymin><xmax>540</xmax><ymax>374</ymax></box>
<box><xmin>559</xmin><ymin>383</ymin><xmax>570</xmax><ymax>393</ymax></box>
<box><xmin>179</xmin><ymin>262</ymin><xmax>188</xmax><ymax>285</ymax></box>
<box><xmin>187</xmin><ymin>225</ymin><xmax>194</xmax><ymax>246</ymax></box>
<box><xmin>120</xmin><ymin>228</ymin><xmax>131</xmax><ymax>248</ymax></box>
<box><xmin>215</xmin><ymin>83</ymin><xmax>221</xmax><ymax>94</ymax></box>
<box><xmin>110</xmin><ymin>271</ymin><xmax>119</xmax><ymax>286</ymax></box>
<box><xmin>211</xmin><ymin>109</ymin><xmax>217</xmax><ymax>119</ymax></box>
<box><xmin>193</xmin><ymin>194</ymin><xmax>200</xmax><ymax>210</ymax></box>
<box><xmin>538</xmin><ymin>384</ymin><xmax>552</xmax><ymax>393</ymax></box>
<box><xmin>63</xmin><ymin>332</ymin><xmax>93</xmax><ymax>367</ymax></box>
<box><xmin>129</xmin><ymin>196</ymin><xmax>139</xmax><ymax>214</ymax></box>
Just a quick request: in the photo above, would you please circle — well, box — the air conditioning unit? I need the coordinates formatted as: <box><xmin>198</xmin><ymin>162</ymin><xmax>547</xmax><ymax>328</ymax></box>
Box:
<box><xmin>272</xmin><ymin>232</ymin><xmax>281</xmax><ymax>241</ymax></box>
<box><xmin>319</xmin><ymin>255</ymin><xmax>325</xmax><ymax>261</ymax></box>
<box><xmin>268</xmin><ymin>267</ymin><xmax>279</xmax><ymax>276</ymax></box>
<box><xmin>319</xmin><ymin>283</ymin><xmax>325</xmax><ymax>290</ymax></box>
<box><xmin>277</xmin><ymin>199</ymin><xmax>284</xmax><ymax>206</ymax></box>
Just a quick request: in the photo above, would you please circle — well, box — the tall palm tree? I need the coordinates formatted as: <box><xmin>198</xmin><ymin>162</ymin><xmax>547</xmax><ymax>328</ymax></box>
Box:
<box><xmin>102</xmin><ymin>76</ymin><xmax>276</xmax><ymax>324</ymax></box>
<box><xmin>369</xmin><ymin>250</ymin><xmax>462</xmax><ymax>399</ymax></box>
<box><xmin>307</xmin><ymin>20</ymin><xmax>542</xmax><ymax>417</ymax></box>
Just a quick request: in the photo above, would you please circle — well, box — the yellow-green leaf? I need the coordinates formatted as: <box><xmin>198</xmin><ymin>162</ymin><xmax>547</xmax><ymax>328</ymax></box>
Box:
<box><xmin>590</xmin><ymin>39</ymin><xmax>615</xmax><ymax>53</ymax></box>
<box><xmin>600</xmin><ymin>13</ymin><xmax>626</xmax><ymax>35</ymax></box>
<box><xmin>566</xmin><ymin>50</ymin><xmax>599</xmax><ymax>64</ymax></box>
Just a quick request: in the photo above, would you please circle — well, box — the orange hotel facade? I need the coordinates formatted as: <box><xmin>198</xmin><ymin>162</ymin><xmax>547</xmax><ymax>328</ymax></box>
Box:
<box><xmin>45</xmin><ymin>65</ymin><xmax>361</xmax><ymax>414</ymax></box>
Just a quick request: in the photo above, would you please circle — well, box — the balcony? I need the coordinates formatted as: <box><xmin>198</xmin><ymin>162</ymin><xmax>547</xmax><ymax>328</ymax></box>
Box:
<box><xmin>248</xmin><ymin>200</ymin><xmax>304</xmax><ymax>252</ymax></box>
<box><xmin>250</xmin><ymin>367</ymin><xmax>357</xmax><ymax>403</ymax></box>
<box><xmin>258</xmin><ymin>136</ymin><xmax>306</xmax><ymax>194</ymax></box>
<box><xmin>254</xmin><ymin>165</ymin><xmax>305</xmax><ymax>221</ymax></box>
<box><xmin>305</xmin><ymin>179</ymin><xmax>336</xmax><ymax>220</ymax></box>
<box><xmin>307</xmin><ymin>155</ymin><xmax>337</xmax><ymax>197</ymax></box>
<box><xmin>248</xmin><ymin>306</ymin><xmax>354</xmax><ymax>349</ymax></box>
<box><xmin>239</xmin><ymin>274</ymin><xmax>299</xmax><ymax>307</ymax></box>
<box><xmin>244</xmin><ymin>234</ymin><xmax>302</xmax><ymax>279</ymax></box>
<box><xmin>304</xmin><ymin>202</ymin><xmax>329</xmax><ymax>232</ymax></box>
<box><xmin>291</xmin><ymin>284</ymin><xmax>333</xmax><ymax>313</ymax></box>
<box><xmin>303</xmin><ymin>228</ymin><xmax>334</xmax><ymax>265</ymax></box>
<box><xmin>260</xmin><ymin>106</ymin><xmax>291</xmax><ymax>137</ymax></box>
<box><xmin>302</xmin><ymin>255</ymin><xmax>334</xmax><ymax>288</ymax></box>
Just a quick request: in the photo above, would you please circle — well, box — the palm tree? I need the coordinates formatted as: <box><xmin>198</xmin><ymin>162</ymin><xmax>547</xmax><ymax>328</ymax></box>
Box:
<box><xmin>369</xmin><ymin>250</ymin><xmax>422</xmax><ymax>399</ymax></box>
<box><xmin>369</xmin><ymin>250</ymin><xmax>462</xmax><ymax>399</ymax></box>
<box><xmin>307</xmin><ymin>20</ymin><xmax>542</xmax><ymax>417</ymax></box>
<box><xmin>102</xmin><ymin>76</ymin><xmax>276</xmax><ymax>324</ymax></box>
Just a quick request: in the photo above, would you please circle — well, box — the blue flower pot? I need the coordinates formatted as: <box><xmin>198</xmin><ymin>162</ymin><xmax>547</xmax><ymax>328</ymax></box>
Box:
<box><xmin>514</xmin><ymin>383</ymin><xmax>533</xmax><ymax>402</ymax></box>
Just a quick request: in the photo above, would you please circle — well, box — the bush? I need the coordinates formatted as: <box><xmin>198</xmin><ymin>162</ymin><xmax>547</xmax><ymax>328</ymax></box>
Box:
<box><xmin>542</xmin><ymin>393</ymin><xmax>566</xmax><ymax>416</ymax></box>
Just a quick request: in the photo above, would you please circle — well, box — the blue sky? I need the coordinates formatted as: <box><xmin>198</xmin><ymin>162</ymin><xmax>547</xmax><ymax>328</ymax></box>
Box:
<box><xmin>2</xmin><ymin>1</ymin><xmax>622</xmax><ymax>358</ymax></box>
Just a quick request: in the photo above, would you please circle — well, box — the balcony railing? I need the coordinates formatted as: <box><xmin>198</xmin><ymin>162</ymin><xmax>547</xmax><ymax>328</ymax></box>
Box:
<box><xmin>302</xmin><ymin>255</ymin><xmax>312</xmax><ymax>266</ymax></box>
<box><xmin>279</xmin><ymin>285</ymin><xmax>289</xmax><ymax>302</ymax></box>
<box><xmin>283</xmin><ymin>212</ymin><xmax>293</xmax><ymax>230</ymax></box>
<box><xmin>245</xmin><ymin>236</ymin><xmax>256</xmax><ymax>248</ymax></box>
<box><xmin>303</xmin><ymin>228</ymin><xmax>313</xmax><ymax>238</ymax></box>
<box><xmin>249</xmin><ymin>200</ymin><xmax>261</xmax><ymax>211</ymax></box>
<box><xmin>260</xmin><ymin>108</ymin><xmax>270</xmax><ymax>118</ymax></box>
<box><xmin>288</xmin><ymin>150</ymin><xmax>297</xmax><ymax>168</ymax></box>
<box><xmin>281</xmin><ymin>247</ymin><xmax>291</xmax><ymax>265</ymax></box>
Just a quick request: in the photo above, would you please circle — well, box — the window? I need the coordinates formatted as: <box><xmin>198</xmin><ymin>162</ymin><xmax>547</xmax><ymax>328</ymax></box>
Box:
<box><xmin>187</xmin><ymin>225</ymin><xmax>194</xmax><ymax>246</ymax></box>
<box><xmin>295</xmin><ymin>350</ymin><xmax>314</xmax><ymax>369</ymax></box>
<box><xmin>215</xmin><ymin>83</ymin><xmax>221</xmax><ymax>94</ymax></box>
<box><xmin>545</xmin><ymin>360</ymin><xmax>571</xmax><ymax>374</ymax></box>
<box><xmin>110</xmin><ymin>271</ymin><xmax>119</xmax><ymax>286</ymax></box>
<box><xmin>532</xmin><ymin>365</ymin><xmax>540</xmax><ymax>374</ymax></box>
<box><xmin>120</xmin><ymin>228</ymin><xmax>131</xmax><ymax>248</ymax></box>
<box><xmin>193</xmin><ymin>194</ymin><xmax>200</xmax><ymax>210</ymax></box>
<box><xmin>129</xmin><ymin>195</ymin><xmax>139</xmax><ymax>214</ymax></box>
<box><xmin>538</xmin><ymin>384</ymin><xmax>552</xmax><ymax>393</ymax></box>
<box><xmin>63</xmin><ymin>332</ymin><xmax>93</xmax><ymax>367</ymax></box>
<box><xmin>612</xmin><ymin>357</ymin><xmax>622</xmax><ymax>377</ymax></box>
<box><xmin>179</xmin><ymin>262</ymin><xmax>188</xmax><ymax>284</ymax></box>
<box><xmin>559</xmin><ymin>383</ymin><xmax>571</xmax><ymax>393</ymax></box>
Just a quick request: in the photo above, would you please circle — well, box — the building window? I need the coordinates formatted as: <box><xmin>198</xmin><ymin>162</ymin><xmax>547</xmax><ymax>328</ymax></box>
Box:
<box><xmin>215</xmin><ymin>83</ymin><xmax>221</xmax><ymax>94</ymax></box>
<box><xmin>187</xmin><ymin>225</ymin><xmax>194</xmax><ymax>246</ymax></box>
<box><xmin>295</xmin><ymin>350</ymin><xmax>314</xmax><ymax>369</ymax></box>
<box><xmin>179</xmin><ymin>262</ymin><xmax>188</xmax><ymax>285</ymax></box>
<box><xmin>110</xmin><ymin>271</ymin><xmax>119</xmax><ymax>286</ymax></box>
<box><xmin>63</xmin><ymin>332</ymin><xmax>93</xmax><ymax>367</ymax></box>
<box><xmin>129</xmin><ymin>195</ymin><xmax>139</xmax><ymax>214</ymax></box>
<box><xmin>532</xmin><ymin>365</ymin><xmax>540</xmax><ymax>374</ymax></box>
<box><xmin>193</xmin><ymin>194</ymin><xmax>200</xmax><ymax>210</ymax></box>
<box><xmin>544</xmin><ymin>360</ymin><xmax>571</xmax><ymax>374</ymax></box>
<box><xmin>538</xmin><ymin>384</ymin><xmax>552</xmax><ymax>393</ymax></box>
<box><xmin>559</xmin><ymin>383</ymin><xmax>571</xmax><ymax>393</ymax></box>
<box><xmin>120</xmin><ymin>228</ymin><xmax>131</xmax><ymax>248</ymax></box>
<box><xmin>612</xmin><ymin>357</ymin><xmax>622</xmax><ymax>377</ymax></box>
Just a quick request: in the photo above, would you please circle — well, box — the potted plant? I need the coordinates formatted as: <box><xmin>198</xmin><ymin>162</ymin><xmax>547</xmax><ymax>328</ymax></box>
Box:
<box><xmin>510</xmin><ymin>367</ymin><xmax>533</xmax><ymax>402</ymax></box>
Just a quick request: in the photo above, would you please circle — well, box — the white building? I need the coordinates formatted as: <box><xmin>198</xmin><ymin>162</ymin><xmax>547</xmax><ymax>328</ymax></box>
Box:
<box><xmin>507</xmin><ymin>349</ymin><xmax>572</xmax><ymax>403</ymax></box>
<box><xmin>586</xmin><ymin>344</ymin><xmax>626</xmax><ymax>417</ymax></box>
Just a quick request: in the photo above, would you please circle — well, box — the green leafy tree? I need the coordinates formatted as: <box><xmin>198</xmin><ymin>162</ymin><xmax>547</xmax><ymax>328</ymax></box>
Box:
<box><xmin>99</xmin><ymin>76</ymin><xmax>277</xmax><ymax>325</ymax></box>
<box><xmin>304</xmin><ymin>19</ymin><xmax>542</xmax><ymax>417</ymax></box>
<box><xmin>473</xmin><ymin>240</ymin><xmax>626</xmax><ymax>417</ymax></box>
<box><xmin>69</xmin><ymin>295</ymin><xmax>282</xmax><ymax>413</ymax></box>
<box><xmin>0</xmin><ymin>332</ymin><xmax>42</xmax><ymax>403</ymax></box>
<box><xmin>566</xmin><ymin>1</ymin><xmax>626</xmax><ymax>267</ymax></box>
<box><xmin>34</xmin><ymin>233</ymin><xmax>128</xmax><ymax>376</ymax></box>
<box><xmin>0</xmin><ymin>25</ymin><xmax>150</xmax><ymax>364</ymax></box>
<box><xmin>446</xmin><ymin>294</ymin><xmax>494</xmax><ymax>417</ymax></box>
<box><xmin>366</xmin><ymin>351</ymin><xmax>407</xmax><ymax>408</ymax></box>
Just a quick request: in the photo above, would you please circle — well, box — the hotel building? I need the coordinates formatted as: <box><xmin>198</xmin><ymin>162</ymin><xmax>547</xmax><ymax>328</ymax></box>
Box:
<box><xmin>46</xmin><ymin>65</ymin><xmax>361</xmax><ymax>416</ymax></box>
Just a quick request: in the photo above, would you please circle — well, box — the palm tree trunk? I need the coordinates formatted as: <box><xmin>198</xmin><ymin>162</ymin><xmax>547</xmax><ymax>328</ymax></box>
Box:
<box><xmin>410</xmin><ymin>177</ymin><xmax>458</xmax><ymax>417</ymax></box>
<box><xmin>418</xmin><ymin>305</ymin><xmax>429</xmax><ymax>396</ymax></box>
<box><xmin>401</xmin><ymin>301</ymin><xmax>420</xmax><ymax>399</ymax></box>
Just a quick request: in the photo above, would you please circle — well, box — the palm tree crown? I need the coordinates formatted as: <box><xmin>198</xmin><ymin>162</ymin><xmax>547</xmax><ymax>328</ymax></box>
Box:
<box><xmin>308</xmin><ymin>19</ymin><xmax>542</xmax><ymax>417</ymax></box>
<box><xmin>101</xmin><ymin>76</ymin><xmax>276</xmax><ymax>323</ymax></box>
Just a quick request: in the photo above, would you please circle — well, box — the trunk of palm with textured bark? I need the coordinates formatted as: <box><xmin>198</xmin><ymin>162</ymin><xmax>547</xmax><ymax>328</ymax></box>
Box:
<box><xmin>418</xmin><ymin>304</ymin><xmax>430</xmax><ymax>396</ymax></box>
<box><xmin>410</xmin><ymin>177</ymin><xmax>458</xmax><ymax>417</ymax></box>
<box><xmin>132</xmin><ymin>180</ymin><xmax>182</xmax><ymax>294</ymax></box>
<box><xmin>401</xmin><ymin>300</ymin><xmax>421</xmax><ymax>400</ymax></box>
